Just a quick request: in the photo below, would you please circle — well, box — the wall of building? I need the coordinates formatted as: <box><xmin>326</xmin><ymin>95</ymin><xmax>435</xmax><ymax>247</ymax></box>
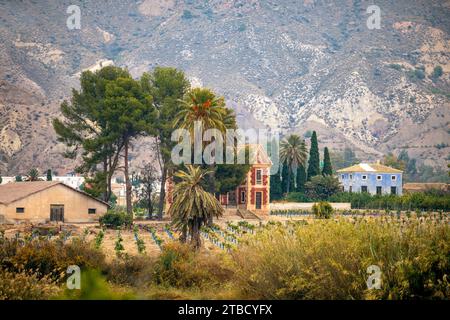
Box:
<box><xmin>339</xmin><ymin>172</ymin><xmax>403</xmax><ymax>195</ymax></box>
<box><xmin>0</xmin><ymin>184</ymin><xmax>108</xmax><ymax>223</ymax></box>
<box><xmin>270</xmin><ymin>202</ymin><xmax>351</xmax><ymax>211</ymax></box>
<box><xmin>245</xmin><ymin>165</ymin><xmax>271</xmax><ymax>214</ymax></box>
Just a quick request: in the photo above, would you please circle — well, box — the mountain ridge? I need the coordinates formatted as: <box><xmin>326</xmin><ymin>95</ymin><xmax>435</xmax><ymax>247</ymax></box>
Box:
<box><xmin>0</xmin><ymin>0</ymin><xmax>449</xmax><ymax>176</ymax></box>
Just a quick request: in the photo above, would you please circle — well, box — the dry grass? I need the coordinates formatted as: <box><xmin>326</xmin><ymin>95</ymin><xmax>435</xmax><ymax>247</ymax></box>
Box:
<box><xmin>1</xmin><ymin>215</ymin><xmax>449</xmax><ymax>300</ymax></box>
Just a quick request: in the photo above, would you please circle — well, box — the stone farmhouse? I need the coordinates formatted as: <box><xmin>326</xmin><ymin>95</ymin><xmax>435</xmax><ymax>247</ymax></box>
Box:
<box><xmin>0</xmin><ymin>181</ymin><xmax>108</xmax><ymax>224</ymax></box>
<box><xmin>337</xmin><ymin>163</ymin><xmax>403</xmax><ymax>195</ymax></box>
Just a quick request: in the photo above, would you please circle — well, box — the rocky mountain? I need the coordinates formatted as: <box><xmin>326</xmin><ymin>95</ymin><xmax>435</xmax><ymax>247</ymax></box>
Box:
<box><xmin>0</xmin><ymin>0</ymin><xmax>449</xmax><ymax>176</ymax></box>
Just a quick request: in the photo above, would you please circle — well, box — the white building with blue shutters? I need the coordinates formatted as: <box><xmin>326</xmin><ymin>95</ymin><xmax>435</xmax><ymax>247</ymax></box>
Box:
<box><xmin>337</xmin><ymin>163</ymin><xmax>403</xmax><ymax>196</ymax></box>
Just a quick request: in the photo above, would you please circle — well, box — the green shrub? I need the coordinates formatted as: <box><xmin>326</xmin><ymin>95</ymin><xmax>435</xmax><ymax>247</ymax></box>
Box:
<box><xmin>388</xmin><ymin>63</ymin><xmax>403</xmax><ymax>71</ymax></box>
<box><xmin>312</xmin><ymin>201</ymin><xmax>334</xmax><ymax>219</ymax></box>
<box><xmin>99</xmin><ymin>209</ymin><xmax>133</xmax><ymax>229</ymax></box>
<box><xmin>431</xmin><ymin>65</ymin><xmax>443</xmax><ymax>80</ymax></box>
<box><xmin>94</xmin><ymin>230</ymin><xmax>104</xmax><ymax>249</ymax></box>
<box><xmin>305</xmin><ymin>175</ymin><xmax>341</xmax><ymax>200</ymax></box>
<box><xmin>114</xmin><ymin>231</ymin><xmax>125</xmax><ymax>258</ymax></box>
<box><xmin>409</xmin><ymin>68</ymin><xmax>425</xmax><ymax>80</ymax></box>
<box><xmin>152</xmin><ymin>242</ymin><xmax>232</xmax><ymax>288</ymax></box>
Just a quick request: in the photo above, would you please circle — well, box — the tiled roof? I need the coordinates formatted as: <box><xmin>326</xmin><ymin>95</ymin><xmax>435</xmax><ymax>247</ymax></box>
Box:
<box><xmin>0</xmin><ymin>181</ymin><xmax>109</xmax><ymax>206</ymax></box>
<box><xmin>336</xmin><ymin>163</ymin><xmax>403</xmax><ymax>173</ymax></box>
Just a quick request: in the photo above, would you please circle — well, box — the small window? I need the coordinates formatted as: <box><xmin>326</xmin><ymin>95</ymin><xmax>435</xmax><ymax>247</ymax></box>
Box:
<box><xmin>391</xmin><ymin>187</ymin><xmax>397</xmax><ymax>195</ymax></box>
<box><xmin>240</xmin><ymin>191</ymin><xmax>246</xmax><ymax>204</ymax></box>
<box><xmin>362</xmin><ymin>175</ymin><xmax>367</xmax><ymax>180</ymax></box>
<box><xmin>341</xmin><ymin>174</ymin><xmax>345</xmax><ymax>180</ymax></box>
<box><xmin>88</xmin><ymin>208</ymin><xmax>96</xmax><ymax>214</ymax></box>
<box><xmin>256</xmin><ymin>169</ymin><xmax>262</xmax><ymax>184</ymax></box>
<box><xmin>16</xmin><ymin>207</ymin><xmax>25</xmax><ymax>214</ymax></box>
<box><xmin>391</xmin><ymin>175</ymin><xmax>397</xmax><ymax>181</ymax></box>
<box><xmin>361</xmin><ymin>186</ymin><xmax>368</xmax><ymax>193</ymax></box>
<box><xmin>377</xmin><ymin>175</ymin><xmax>382</xmax><ymax>181</ymax></box>
<box><xmin>349</xmin><ymin>174</ymin><xmax>353</xmax><ymax>180</ymax></box>
<box><xmin>376</xmin><ymin>186</ymin><xmax>382</xmax><ymax>195</ymax></box>
<box><xmin>349</xmin><ymin>186</ymin><xmax>353</xmax><ymax>193</ymax></box>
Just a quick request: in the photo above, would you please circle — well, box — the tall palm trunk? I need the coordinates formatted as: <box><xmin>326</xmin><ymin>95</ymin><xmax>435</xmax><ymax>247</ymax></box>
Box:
<box><xmin>180</xmin><ymin>224</ymin><xmax>187</xmax><ymax>243</ymax></box>
<box><xmin>286</xmin><ymin>165</ymin><xmax>291</xmax><ymax>193</ymax></box>
<box><xmin>191</xmin><ymin>217</ymin><xmax>202</xmax><ymax>249</ymax></box>
<box><xmin>206</xmin><ymin>168</ymin><xmax>216</xmax><ymax>227</ymax></box>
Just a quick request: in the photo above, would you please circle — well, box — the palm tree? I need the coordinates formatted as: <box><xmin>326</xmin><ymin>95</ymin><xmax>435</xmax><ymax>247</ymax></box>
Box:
<box><xmin>174</xmin><ymin>88</ymin><xmax>229</xmax><ymax>134</ymax></box>
<box><xmin>173</xmin><ymin>88</ymin><xmax>236</xmax><ymax>226</ymax></box>
<box><xmin>167</xmin><ymin>165</ymin><xmax>224</xmax><ymax>249</ymax></box>
<box><xmin>280</xmin><ymin>135</ymin><xmax>308</xmax><ymax>194</ymax></box>
<box><xmin>27</xmin><ymin>168</ymin><xmax>41</xmax><ymax>181</ymax></box>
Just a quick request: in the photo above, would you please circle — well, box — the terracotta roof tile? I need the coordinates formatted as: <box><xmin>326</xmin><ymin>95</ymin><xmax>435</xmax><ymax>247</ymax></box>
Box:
<box><xmin>336</xmin><ymin>163</ymin><xmax>403</xmax><ymax>174</ymax></box>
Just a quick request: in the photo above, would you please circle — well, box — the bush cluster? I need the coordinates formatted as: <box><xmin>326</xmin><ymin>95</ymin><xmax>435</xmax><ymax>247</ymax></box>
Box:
<box><xmin>99</xmin><ymin>208</ymin><xmax>133</xmax><ymax>229</ymax></box>
<box><xmin>152</xmin><ymin>242</ymin><xmax>232</xmax><ymax>289</ymax></box>
<box><xmin>312</xmin><ymin>201</ymin><xmax>334</xmax><ymax>219</ymax></box>
<box><xmin>328</xmin><ymin>192</ymin><xmax>450</xmax><ymax>211</ymax></box>
<box><xmin>285</xmin><ymin>191</ymin><xmax>450</xmax><ymax>211</ymax></box>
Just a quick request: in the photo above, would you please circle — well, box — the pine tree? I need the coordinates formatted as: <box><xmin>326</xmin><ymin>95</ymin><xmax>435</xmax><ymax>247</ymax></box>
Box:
<box><xmin>46</xmin><ymin>169</ymin><xmax>53</xmax><ymax>181</ymax></box>
<box><xmin>296</xmin><ymin>163</ymin><xmax>307</xmax><ymax>193</ymax></box>
<box><xmin>322</xmin><ymin>147</ymin><xmax>333</xmax><ymax>175</ymax></box>
<box><xmin>307</xmin><ymin>131</ymin><xmax>320</xmax><ymax>180</ymax></box>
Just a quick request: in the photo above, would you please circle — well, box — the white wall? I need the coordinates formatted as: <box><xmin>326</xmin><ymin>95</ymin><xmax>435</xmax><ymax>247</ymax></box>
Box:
<box><xmin>270</xmin><ymin>202</ymin><xmax>351</xmax><ymax>210</ymax></box>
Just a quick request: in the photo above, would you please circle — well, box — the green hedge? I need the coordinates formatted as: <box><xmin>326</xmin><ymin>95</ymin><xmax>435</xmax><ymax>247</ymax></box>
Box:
<box><xmin>328</xmin><ymin>192</ymin><xmax>450</xmax><ymax>211</ymax></box>
<box><xmin>283</xmin><ymin>191</ymin><xmax>450</xmax><ymax>211</ymax></box>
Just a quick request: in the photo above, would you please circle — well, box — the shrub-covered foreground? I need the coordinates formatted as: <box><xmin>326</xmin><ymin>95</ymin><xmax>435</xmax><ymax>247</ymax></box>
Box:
<box><xmin>233</xmin><ymin>218</ymin><xmax>450</xmax><ymax>299</ymax></box>
<box><xmin>1</xmin><ymin>217</ymin><xmax>449</xmax><ymax>300</ymax></box>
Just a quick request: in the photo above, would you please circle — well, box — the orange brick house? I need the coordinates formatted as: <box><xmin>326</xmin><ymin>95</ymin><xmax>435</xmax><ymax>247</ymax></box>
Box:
<box><xmin>166</xmin><ymin>144</ymin><xmax>272</xmax><ymax>215</ymax></box>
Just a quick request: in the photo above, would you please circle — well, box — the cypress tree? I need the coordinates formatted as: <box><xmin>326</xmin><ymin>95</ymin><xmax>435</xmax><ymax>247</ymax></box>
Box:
<box><xmin>322</xmin><ymin>147</ymin><xmax>333</xmax><ymax>175</ymax></box>
<box><xmin>307</xmin><ymin>131</ymin><xmax>320</xmax><ymax>180</ymax></box>
<box><xmin>270</xmin><ymin>170</ymin><xmax>283</xmax><ymax>200</ymax></box>
<box><xmin>46</xmin><ymin>169</ymin><xmax>53</xmax><ymax>181</ymax></box>
<box><xmin>296</xmin><ymin>163</ymin><xmax>307</xmax><ymax>192</ymax></box>
<box><xmin>269</xmin><ymin>138</ymin><xmax>283</xmax><ymax>200</ymax></box>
